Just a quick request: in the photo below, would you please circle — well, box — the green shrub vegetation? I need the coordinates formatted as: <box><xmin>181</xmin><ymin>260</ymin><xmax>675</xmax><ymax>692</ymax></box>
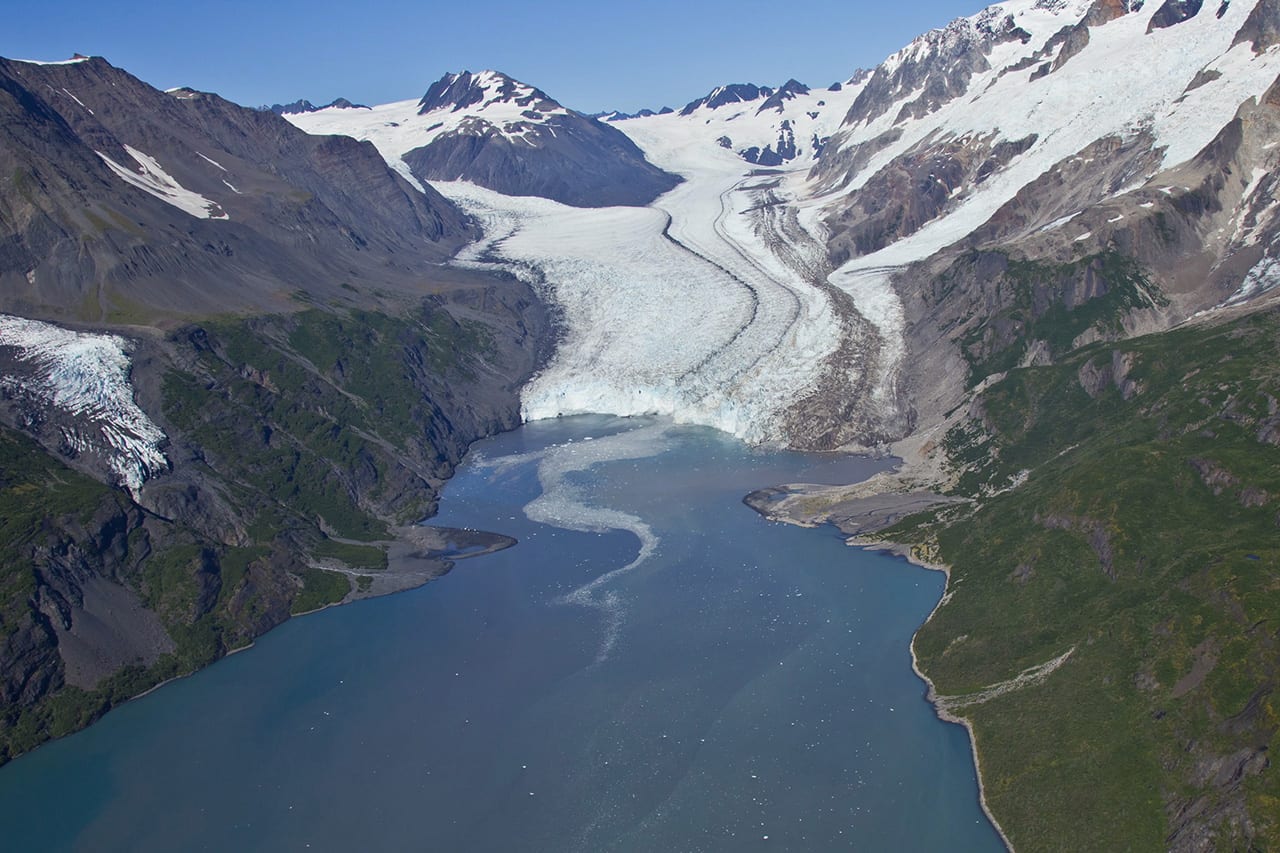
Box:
<box><xmin>290</xmin><ymin>568</ymin><xmax>350</xmax><ymax>614</ymax></box>
<box><xmin>884</xmin><ymin>308</ymin><xmax>1280</xmax><ymax>849</ymax></box>
<box><xmin>312</xmin><ymin>540</ymin><xmax>388</xmax><ymax>571</ymax></box>
<box><xmin>0</xmin><ymin>428</ymin><xmax>119</xmax><ymax>641</ymax></box>
<box><xmin>162</xmin><ymin>306</ymin><xmax>488</xmax><ymax>541</ymax></box>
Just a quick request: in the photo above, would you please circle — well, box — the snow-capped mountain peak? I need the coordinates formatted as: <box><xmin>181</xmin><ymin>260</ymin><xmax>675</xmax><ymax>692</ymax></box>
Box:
<box><xmin>843</xmin><ymin>0</ymin><xmax>1089</xmax><ymax>131</ymax></box>
<box><xmin>285</xmin><ymin>69</ymin><xmax>574</xmax><ymax>192</ymax></box>
<box><xmin>418</xmin><ymin>69</ymin><xmax>564</xmax><ymax>116</ymax></box>
<box><xmin>614</xmin><ymin>76</ymin><xmax>863</xmax><ymax>170</ymax></box>
<box><xmin>286</xmin><ymin>69</ymin><xmax>678</xmax><ymax>207</ymax></box>
<box><xmin>678</xmin><ymin>83</ymin><xmax>773</xmax><ymax>116</ymax></box>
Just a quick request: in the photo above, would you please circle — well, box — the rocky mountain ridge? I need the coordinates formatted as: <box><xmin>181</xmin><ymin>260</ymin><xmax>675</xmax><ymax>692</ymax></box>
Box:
<box><xmin>614</xmin><ymin>75</ymin><xmax>862</xmax><ymax>168</ymax></box>
<box><xmin>268</xmin><ymin>97</ymin><xmax>368</xmax><ymax>114</ymax></box>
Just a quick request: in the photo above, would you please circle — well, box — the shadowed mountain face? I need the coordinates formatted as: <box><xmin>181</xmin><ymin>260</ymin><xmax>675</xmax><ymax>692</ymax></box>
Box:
<box><xmin>0</xmin><ymin>57</ymin><xmax>476</xmax><ymax>324</ymax></box>
<box><xmin>402</xmin><ymin>71</ymin><xmax>681</xmax><ymax>208</ymax></box>
<box><xmin>286</xmin><ymin>70</ymin><xmax>681</xmax><ymax>209</ymax></box>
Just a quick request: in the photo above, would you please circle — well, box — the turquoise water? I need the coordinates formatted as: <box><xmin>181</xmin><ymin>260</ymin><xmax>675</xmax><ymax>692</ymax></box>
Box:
<box><xmin>0</xmin><ymin>416</ymin><xmax>1002</xmax><ymax>851</ymax></box>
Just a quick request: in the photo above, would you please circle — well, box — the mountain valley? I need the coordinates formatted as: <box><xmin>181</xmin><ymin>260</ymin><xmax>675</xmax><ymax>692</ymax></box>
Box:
<box><xmin>3</xmin><ymin>0</ymin><xmax>1280</xmax><ymax>847</ymax></box>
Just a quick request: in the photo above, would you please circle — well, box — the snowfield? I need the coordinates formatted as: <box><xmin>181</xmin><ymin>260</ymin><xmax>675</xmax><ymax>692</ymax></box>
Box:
<box><xmin>0</xmin><ymin>314</ymin><xmax>167</xmax><ymax>494</ymax></box>
<box><xmin>816</xmin><ymin>0</ymin><xmax>1280</xmax><ymax>266</ymax></box>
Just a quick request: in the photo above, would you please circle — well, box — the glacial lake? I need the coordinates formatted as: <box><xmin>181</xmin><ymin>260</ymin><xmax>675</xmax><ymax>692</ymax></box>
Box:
<box><xmin>0</xmin><ymin>415</ymin><xmax>1003</xmax><ymax>851</ymax></box>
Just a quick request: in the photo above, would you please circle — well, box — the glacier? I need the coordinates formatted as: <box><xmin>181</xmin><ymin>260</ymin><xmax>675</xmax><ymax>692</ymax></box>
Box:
<box><xmin>426</xmin><ymin>75</ymin><xmax>897</xmax><ymax>447</ymax></box>
<box><xmin>0</xmin><ymin>314</ymin><xmax>168</xmax><ymax>494</ymax></box>
<box><xmin>283</xmin><ymin>0</ymin><xmax>1280</xmax><ymax>449</ymax></box>
<box><xmin>436</xmin><ymin>161</ymin><xmax>864</xmax><ymax>445</ymax></box>
<box><xmin>290</xmin><ymin>64</ymin><xmax>894</xmax><ymax>447</ymax></box>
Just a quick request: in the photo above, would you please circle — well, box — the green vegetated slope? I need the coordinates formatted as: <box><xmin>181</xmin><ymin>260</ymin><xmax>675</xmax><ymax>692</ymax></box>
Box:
<box><xmin>164</xmin><ymin>306</ymin><xmax>488</xmax><ymax>540</ymax></box>
<box><xmin>0</xmin><ymin>295</ymin><xmax>539</xmax><ymax>763</ymax></box>
<box><xmin>888</xmin><ymin>308</ymin><xmax>1280</xmax><ymax>850</ymax></box>
<box><xmin>0</xmin><ymin>425</ymin><xmax>198</xmax><ymax>758</ymax></box>
<box><xmin>0</xmin><ymin>429</ymin><xmax>129</xmax><ymax>742</ymax></box>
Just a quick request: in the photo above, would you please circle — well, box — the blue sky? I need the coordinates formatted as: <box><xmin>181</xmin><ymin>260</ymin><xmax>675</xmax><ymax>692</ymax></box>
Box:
<box><xmin>5</xmin><ymin>1</ymin><xmax>985</xmax><ymax>112</ymax></box>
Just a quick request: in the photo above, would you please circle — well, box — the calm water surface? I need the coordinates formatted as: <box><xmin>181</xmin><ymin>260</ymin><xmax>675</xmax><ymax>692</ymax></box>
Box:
<box><xmin>0</xmin><ymin>416</ymin><xmax>1002</xmax><ymax>851</ymax></box>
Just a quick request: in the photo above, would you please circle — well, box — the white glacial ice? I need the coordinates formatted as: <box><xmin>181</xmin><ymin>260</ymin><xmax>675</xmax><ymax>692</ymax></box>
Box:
<box><xmin>430</xmin><ymin>79</ymin><xmax>873</xmax><ymax>444</ymax></box>
<box><xmin>438</xmin><ymin>164</ymin><xmax>845</xmax><ymax>444</ymax></box>
<box><xmin>0</xmin><ymin>314</ymin><xmax>167</xmax><ymax>495</ymax></box>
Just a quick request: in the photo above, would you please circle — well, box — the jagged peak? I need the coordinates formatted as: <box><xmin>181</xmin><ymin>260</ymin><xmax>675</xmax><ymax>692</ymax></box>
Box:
<box><xmin>325</xmin><ymin>97</ymin><xmax>368</xmax><ymax>111</ymax></box>
<box><xmin>267</xmin><ymin>97</ymin><xmax>369</xmax><ymax>115</ymax></box>
<box><xmin>596</xmin><ymin>106</ymin><xmax>674</xmax><ymax>122</ymax></box>
<box><xmin>879</xmin><ymin>2</ymin><xmax>1048</xmax><ymax>76</ymax></box>
<box><xmin>839</xmin><ymin>0</ymin><xmax>1093</xmax><ymax>129</ymax></box>
<box><xmin>679</xmin><ymin>83</ymin><xmax>774</xmax><ymax>116</ymax></box>
<box><xmin>417</xmin><ymin>69</ymin><xmax>563</xmax><ymax>116</ymax></box>
<box><xmin>758</xmin><ymin>79</ymin><xmax>812</xmax><ymax>113</ymax></box>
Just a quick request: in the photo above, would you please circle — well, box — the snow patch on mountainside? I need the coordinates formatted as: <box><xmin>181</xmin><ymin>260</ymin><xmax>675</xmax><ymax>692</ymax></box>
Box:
<box><xmin>1231</xmin><ymin>244</ymin><xmax>1280</xmax><ymax>303</ymax></box>
<box><xmin>0</xmin><ymin>314</ymin><xmax>167</xmax><ymax>494</ymax></box>
<box><xmin>196</xmin><ymin>151</ymin><xmax>227</xmax><ymax>171</ymax></box>
<box><xmin>97</xmin><ymin>144</ymin><xmax>228</xmax><ymax>220</ymax></box>
<box><xmin>804</xmin><ymin>0</ymin><xmax>1279</xmax><ymax>360</ymax></box>
<box><xmin>11</xmin><ymin>56</ymin><xmax>91</xmax><ymax>66</ymax></box>
<box><xmin>59</xmin><ymin>88</ymin><xmax>93</xmax><ymax>114</ymax></box>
